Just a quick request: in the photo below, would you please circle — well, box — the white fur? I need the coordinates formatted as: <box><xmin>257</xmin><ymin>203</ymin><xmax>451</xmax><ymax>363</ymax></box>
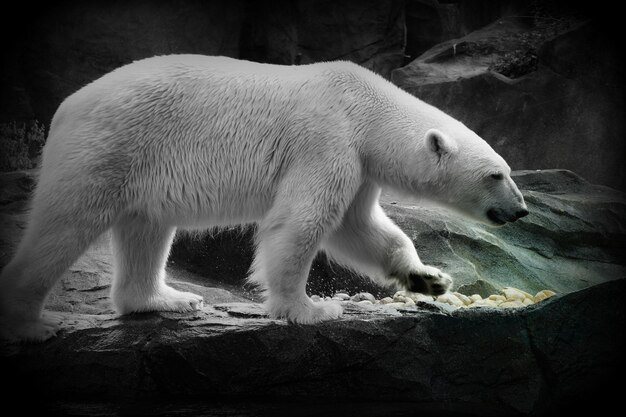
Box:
<box><xmin>0</xmin><ymin>55</ymin><xmax>526</xmax><ymax>341</ymax></box>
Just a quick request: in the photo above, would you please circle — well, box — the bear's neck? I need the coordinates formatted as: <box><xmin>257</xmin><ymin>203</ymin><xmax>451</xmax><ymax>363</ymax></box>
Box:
<box><xmin>352</xmin><ymin>82</ymin><xmax>443</xmax><ymax>197</ymax></box>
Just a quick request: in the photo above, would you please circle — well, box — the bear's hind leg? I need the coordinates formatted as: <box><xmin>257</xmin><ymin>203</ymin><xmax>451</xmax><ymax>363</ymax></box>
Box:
<box><xmin>0</xmin><ymin>207</ymin><xmax>110</xmax><ymax>342</ymax></box>
<box><xmin>110</xmin><ymin>216</ymin><xmax>203</xmax><ymax>315</ymax></box>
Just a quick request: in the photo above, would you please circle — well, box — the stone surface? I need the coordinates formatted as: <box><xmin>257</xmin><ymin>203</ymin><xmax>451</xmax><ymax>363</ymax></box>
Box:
<box><xmin>1</xmin><ymin>0</ymin><xmax>247</xmax><ymax>125</ymax></box>
<box><xmin>240</xmin><ymin>0</ymin><xmax>406</xmax><ymax>78</ymax></box>
<box><xmin>392</xmin><ymin>18</ymin><xmax>625</xmax><ymax>191</ymax></box>
<box><xmin>382</xmin><ymin>169</ymin><xmax>626</xmax><ymax>296</ymax></box>
<box><xmin>1</xmin><ymin>0</ymin><xmax>406</xmax><ymax>126</ymax></box>
<box><xmin>3</xmin><ymin>279</ymin><xmax>624</xmax><ymax>416</ymax></box>
<box><xmin>404</xmin><ymin>0</ymin><xmax>528</xmax><ymax>63</ymax></box>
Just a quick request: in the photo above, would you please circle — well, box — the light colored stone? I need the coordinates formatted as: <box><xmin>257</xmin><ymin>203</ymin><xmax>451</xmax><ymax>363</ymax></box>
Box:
<box><xmin>394</xmin><ymin>294</ymin><xmax>407</xmax><ymax>303</ymax></box>
<box><xmin>468</xmin><ymin>302</ymin><xmax>489</xmax><ymax>308</ymax></box>
<box><xmin>469</xmin><ymin>299</ymin><xmax>497</xmax><ymax>308</ymax></box>
<box><xmin>488</xmin><ymin>294</ymin><xmax>507</xmax><ymax>303</ymax></box>
<box><xmin>470</xmin><ymin>294</ymin><xmax>482</xmax><ymax>302</ymax></box>
<box><xmin>332</xmin><ymin>297</ymin><xmax>345</xmax><ymax>301</ymax></box>
<box><xmin>534</xmin><ymin>290</ymin><xmax>557</xmax><ymax>303</ymax></box>
<box><xmin>453</xmin><ymin>292</ymin><xmax>472</xmax><ymax>306</ymax></box>
<box><xmin>502</xmin><ymin>287</ymin><xmax>527</xmax><ymax>301</ymax></box>
<box><xmin>413</xmin><ymin>294</ymin><xmax>435</xmax><ymax>303</ymax></box>
<box><xmin>380</xmin><ymin>297</ymin><xmax>394</xmax><ymax>304</ymax></box>
<box><xmin>357</xmin><ymin>300</ymin><xmax>373</xmax><ymax>305</ymax></box>
<box><xmin>334</xmin><ymin>292</ymin><xmax>351</xmax><ymax>301</ymax></box>
<box><xmin>436</xmin><ymin>293</ymin><xmax>464</xmax><ymax>307</ymax></box>
<box><xmin>499</xmin><ymin>300</ymin><xmax>524</xmax><ymax>308</ymax></box>
<box><xmin>522</xmin><ymin>297</ymin><xmax>535</xmax><ymax>306</ymax></box>
<box><xmin>351</xmin><ymin>292</ymin><xmax>376</xmax><ymax>303</ymax></box>
<box><xmin>385</xmin><ymin>302</ymin><xmax>408</xmax><ymax>309</ymax></box>
<box><xmin>310</xmin><ymin>295</ymin><xmax>322</xmax><ymax>302</ymax></box>
<box><xmin>324</xmin><ymin>296</ymin><xmax>332</xmax><ymax>302</ymax></box>
<box><xmin>404</xmin><ymin>297</ymin><xmax>416</xmax><ymax>306</ymax></box>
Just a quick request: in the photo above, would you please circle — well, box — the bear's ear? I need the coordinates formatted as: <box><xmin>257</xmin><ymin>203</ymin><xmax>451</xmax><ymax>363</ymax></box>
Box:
<box><xmin>425</xmin><ymin>129</ymin><xmax>458</xmax><ymax>160</ymax></box>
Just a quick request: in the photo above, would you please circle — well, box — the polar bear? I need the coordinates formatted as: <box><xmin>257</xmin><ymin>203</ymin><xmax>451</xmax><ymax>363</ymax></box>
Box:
<box><xmin>0</xmin><ymin>55</ymin><xmax>528</xmax><ymax>342</ymax></box>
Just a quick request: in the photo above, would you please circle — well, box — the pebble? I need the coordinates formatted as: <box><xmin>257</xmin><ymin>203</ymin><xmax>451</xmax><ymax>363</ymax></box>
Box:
<box><xmin>385</xmin><ymin>302</ymin><xmax>409</xmax><ymax>309</ymax></box>
<box><xmin>502</xmin><ymin>287</ymin><xmax>527</xmax><ymax>301</ymax></box>
<box><xmin>311</xmin><ymin>286</ymin><xmax>556</xmax><ymax>312</ymax></box>
<box><xmin>534</xmin><ymin>290</ymin><xmax>556</xmax><ymax>303</ymax></box>
<box><xmin>394</xmin><ymin>294</ymin><xmax>407</xmax><ymax>303</ymax></box>
<box><xmin>412</xmin><ymin>293</ymin><xmax>435</xmax><ymax>303</ymax></box>
<box><xmin>467</xmin><ymin>301</ymin><xmax>489</xmax><ymax>308</ymax></box>
<box><xmin>471</xmin><ymin>299</ymin><xmax>498</xmax><ymax>307</ymax></box>
<box><xmin>488</xmin><ymin>294</ymin><xmax>506</xmax><ymax>302</ymax></box>
<box><xmin>334</xmin><ymin>292</ymin><xmax>351</xmax><ymax>301</ymax></box>
<box><xmin>453</xmin><ymin>292</ymin><xmax>472</xmax><ymax>306</ymax></box>
<box><xmin>393</xmin><ymin>290</ymin><xmax>407</xmax><ymax>298</ymax></box>
<box><xmin>351</xmin><ymin>292</ymin><xmax>376</xmax><ymax>303</ymax></box>
<box><xmin>499</xmin><ymin>300</ymin><xmax>524</xmax><ymax>308</ymax></box>
<box><xmin>436</xmin><ymin>293</ymin><xmax>464</xmax><ymax>307</ymax></box>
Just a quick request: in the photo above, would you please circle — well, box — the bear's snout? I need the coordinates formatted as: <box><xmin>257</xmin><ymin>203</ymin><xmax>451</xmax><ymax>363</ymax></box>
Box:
<box><xmin>515</xmin><ymin>208</ymin><xmax>529</xmax><ymax>219</ymax></box>
<box><xmin>487</xmin><ymin>206</ymin><xmax>528</xmax><ymax>225</ymax></box>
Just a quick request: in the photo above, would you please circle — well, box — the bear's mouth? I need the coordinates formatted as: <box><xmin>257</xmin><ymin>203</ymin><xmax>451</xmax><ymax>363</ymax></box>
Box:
<box><xmin>486</xmin><ymin>209</ymin><xmax>507</xmax><ymax>225</ymax></box>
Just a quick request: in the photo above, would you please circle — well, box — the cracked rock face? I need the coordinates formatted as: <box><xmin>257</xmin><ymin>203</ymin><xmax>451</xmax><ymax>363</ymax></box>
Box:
<box><xmin>392</xmin><ymin>18</ymin><xmax>626</xmax><ymax>191</ymax></box>
<box><xmin>4</xmin><ymin>281</ymin><xmax>625</xmax><ymax>416</ymax></box>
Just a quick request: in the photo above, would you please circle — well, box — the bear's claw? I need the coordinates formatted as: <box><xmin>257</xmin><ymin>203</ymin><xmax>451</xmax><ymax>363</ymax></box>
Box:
<box><xmin>395</xmin><ymin>265</ymin><xmax>453</xmax><ymax>296</ymax></box>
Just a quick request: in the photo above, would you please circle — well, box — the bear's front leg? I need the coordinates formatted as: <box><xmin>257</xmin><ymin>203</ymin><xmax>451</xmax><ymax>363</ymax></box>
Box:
<box><xmin>321</xmin><ymin>182</ymin><xmax>453</xmax><ymax>296</ymax></box>
<box><xmin>391</xmin><ymin>265</ymin><xmax>453</xmax><ymax>296</ymax></box>
<box><xmin>248</xmin><ymin>168</ymin><xmax>360</xmax><ymax>324</ymax></box>
<box><xmin>250</xmin><ymin>213</ymin><xmax>343</xmax><ymax>324</ymax></box>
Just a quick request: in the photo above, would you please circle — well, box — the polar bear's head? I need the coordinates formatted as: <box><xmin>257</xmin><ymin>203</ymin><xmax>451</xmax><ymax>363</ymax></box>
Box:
<box><xmin>420</xmin><ymin>128</ymin><xmax>528</xmax><ymax>227</ymax></box>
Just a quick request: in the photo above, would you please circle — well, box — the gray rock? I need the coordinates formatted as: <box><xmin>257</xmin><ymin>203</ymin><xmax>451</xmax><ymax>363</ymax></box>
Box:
<box><xmin>2</xmin><ymin>1</ymin><xmax>247</xmax><ymax>125</ymax></box>
<box><xmin>3</xmin><ymin>278</ymin><xmax>624</xmax><ymax>416</ymax></box>
<box><xmin>2</xmin><ymin>0</ymin><xmax>406</xmax><ymax>125</ymax></box>
<box><xmin>391</xmin><ymin>18</ymin><xmax>625</xmax><ymax>192</ymax></box>
<box><xmin>240</xmin><ymin>0</ymin><xmax>406</xmax><ymax>79</ymax></box>
<box><xmin>382</xmin><ymin>169</ymin><xmax>626</xmax><ymax>295</ymax></box>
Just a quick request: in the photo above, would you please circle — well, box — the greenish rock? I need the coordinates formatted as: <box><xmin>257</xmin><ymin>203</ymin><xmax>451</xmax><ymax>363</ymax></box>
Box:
<box><xmin>456</xmin><ymin>279</ymin><xmax>500</xmax><ymax>298</ymax></box>
<box><xmin>383</xmin><ymin>169</ymin><xmax>626</xmax><ymax>295</ymax></box>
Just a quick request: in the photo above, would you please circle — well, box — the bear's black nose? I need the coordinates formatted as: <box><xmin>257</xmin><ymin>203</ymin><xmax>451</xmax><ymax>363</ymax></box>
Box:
<box><xmin>515</xmin><ymin>208</ymin><xmax>529</xmax><ymax>219</ymax></box>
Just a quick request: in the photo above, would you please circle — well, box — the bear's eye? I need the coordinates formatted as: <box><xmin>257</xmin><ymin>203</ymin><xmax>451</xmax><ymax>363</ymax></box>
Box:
<box><xmin>490</xmin><ymin>173</ymin><xmax>504</xmax><ymax>180</ymax></box>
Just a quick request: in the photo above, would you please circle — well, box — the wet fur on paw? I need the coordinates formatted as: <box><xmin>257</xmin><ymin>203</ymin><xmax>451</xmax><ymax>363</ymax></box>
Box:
<box><xmin>392</xmin><ymin>265</ymin><xmax>453</xmax><ymax>296</ymax></box>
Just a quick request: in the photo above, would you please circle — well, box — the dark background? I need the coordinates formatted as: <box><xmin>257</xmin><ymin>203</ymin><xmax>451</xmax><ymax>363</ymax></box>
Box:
<box><xmin>1</xmin><ymin>0</ymin><xmax>623</xmax><ymax>190</ymax></box>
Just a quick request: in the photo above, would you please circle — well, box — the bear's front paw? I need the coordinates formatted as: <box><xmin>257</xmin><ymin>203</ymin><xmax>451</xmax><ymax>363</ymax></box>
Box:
<box><xmin>396</xmin><ymin>265</ymin><xmax>453</xmax><ymax>296</ymax></box>
<box><xmin>266</xmin><ymin>297</ymin><xmax>343</xmax><ymax>324</ymax></box>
